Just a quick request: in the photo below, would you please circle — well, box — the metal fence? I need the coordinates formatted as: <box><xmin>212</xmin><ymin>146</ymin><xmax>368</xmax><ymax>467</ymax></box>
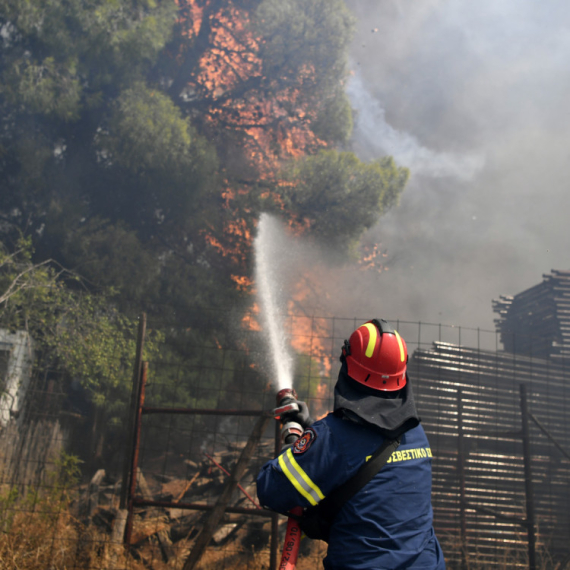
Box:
<box><xmin>0</xmin><ymin>314</ymin><xmax>569</xmax><ymax>569</ymax></box>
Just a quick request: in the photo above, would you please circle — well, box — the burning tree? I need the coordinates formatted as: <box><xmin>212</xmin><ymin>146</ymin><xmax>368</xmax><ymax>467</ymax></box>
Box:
<box><xmin>154</xmin><ymin>0</ymin><xmax>359</xmax><ymax>287</ymax></box>
<box><xmin>153</xmin><ymin>0</ymin><xmax>409</xmax><ymax>294</ymax></box>
<box><xmin>0</xmin><ymin>0</ymin><xmax>410</xmax><ymax>459</ymax></box>
<box><xmin>0</xmin><ymin>0</ymin><xmax>407</xmax><ymax>318</ymax></box>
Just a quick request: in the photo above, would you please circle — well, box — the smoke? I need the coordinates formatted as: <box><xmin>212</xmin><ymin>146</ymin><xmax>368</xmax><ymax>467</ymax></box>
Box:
<box><xmin>336</xmin><ymin>0</ymin><xmax>570</xmax><ymax>331</ymax></box>
<box><xmin>253</xmin><ymin>1</ymin><xmax>570</xmax><ymax>349</ymax></box>
<box><xmin>346</xmin><ymin>72</ymin><xmax>484</xmax><ymax>181</ymax></box>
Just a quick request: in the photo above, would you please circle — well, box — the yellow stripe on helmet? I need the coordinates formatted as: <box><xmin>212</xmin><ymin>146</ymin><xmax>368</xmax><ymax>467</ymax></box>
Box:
<box><xmin>361</xmin><ymin>323</ymin><xmax>378</xmax><ymax>358</ymax></box>
<box><xmin>395</xmin><ymin>330</ymin><xmax>405</xmax><ymax>362</ymax></box>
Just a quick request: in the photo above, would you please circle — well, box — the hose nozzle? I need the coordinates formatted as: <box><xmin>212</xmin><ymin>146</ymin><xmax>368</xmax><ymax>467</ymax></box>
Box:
<box><xmin>274</xmin><ymin>388</ymin><xmax>303</xmax><ymax>446</ymax></box>
<box><xmin>274</xmin><ymin>388</ymin><xmax>299</xmax><ymax>419</ymax></box>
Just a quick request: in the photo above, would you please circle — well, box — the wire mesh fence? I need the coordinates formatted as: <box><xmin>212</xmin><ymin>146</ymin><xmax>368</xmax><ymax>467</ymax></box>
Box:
<box><xmin>0</xmin><ymin>312</ymin><xmax>569</xmax><ymax>569</ymax></box>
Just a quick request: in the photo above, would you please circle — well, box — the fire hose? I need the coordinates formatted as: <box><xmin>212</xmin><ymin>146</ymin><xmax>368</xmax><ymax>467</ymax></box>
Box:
<box><xmin>274</xmin><ymin>388</ymin><xmax>305</xmax><ymax>570</ymax></box>
<box><xmin>278</xmin><ymin>506</ymin><xmax>303</xmax><ymax>570</ymax></box>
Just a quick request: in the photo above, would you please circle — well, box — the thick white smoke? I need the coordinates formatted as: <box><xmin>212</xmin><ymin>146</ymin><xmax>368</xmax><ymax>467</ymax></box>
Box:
<box><xmin>338</xmin><ymin>0</ymin><xmax>570</xmax><ymax>331</ymax></box>
<box><xmin>347</xmin><ymin>72</ymin><xmax>484</xmax><ymax>181</ymax></box>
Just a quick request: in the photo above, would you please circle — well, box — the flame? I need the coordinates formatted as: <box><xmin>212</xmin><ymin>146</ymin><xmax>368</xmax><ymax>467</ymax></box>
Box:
<box><xmin>175</xmin><ymin>0</ymin><xmax>203</xmax><ymax>38</ymax></box>
<box><xmin>241</xmin><ymin>302</ymin><xmax>261</xmax><ymax>331</ymax></box>
<box><xmin>202</xmin><ymin>215</ymin><xmax>252</xmax><ymax>264</ymax></box>
<box><xmin>173</xmin><ymin>0</ymin><xmax>332</xmax><ymax>281</ymax></box>
<box><xmin>358</xmin><ymin>243</ymin><xmax>389</xmax><ymax>272</ymax></box>
<box><xmin>288</xmin><ymin>312</ymin><xmax>333</xmax><ymax>377</ymax></box>
<box><xmin>173</xmin><ymin>0</ymin><xmax>346</xmax><ymax>392</ymax></box>
<box><xmin>314</xmin><ymin>382</ymin><xmax>332</xmax><ymax>420</ymax></box>
<box><xmin>176</xmin><ymin>0</ymin><xmax>327</xmax><ymax>179</ymax></box>
<box><xmin>231</xmin><ymin>274</ymin><xmax>252</xmax><ymax>291</ymax></box>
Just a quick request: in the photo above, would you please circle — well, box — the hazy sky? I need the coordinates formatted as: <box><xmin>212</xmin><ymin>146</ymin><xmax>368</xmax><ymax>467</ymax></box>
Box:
<box><xmin>340</xmin><ymin>0</ymin><xmax>570</xmax><ymax>332</ymax></box>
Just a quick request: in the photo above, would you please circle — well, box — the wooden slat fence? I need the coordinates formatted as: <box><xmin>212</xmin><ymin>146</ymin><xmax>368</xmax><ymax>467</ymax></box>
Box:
<box><xmin>411</xmin><ymin>341</ymin><xmax>570</xmax><ymax>568</ymax></box>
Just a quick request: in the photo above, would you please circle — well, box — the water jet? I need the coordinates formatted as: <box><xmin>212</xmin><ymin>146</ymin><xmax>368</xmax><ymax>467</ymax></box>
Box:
<box><xmin>254</xmin><ymin>213</ymin><xmax>295</xmax><ymax>392</ymax></box>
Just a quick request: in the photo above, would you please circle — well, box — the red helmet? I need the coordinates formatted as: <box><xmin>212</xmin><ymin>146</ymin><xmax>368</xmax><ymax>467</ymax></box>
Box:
<box><xmin>341</xmin><ymin>319</ymin><xmax>407</xmax><ymax>391</ymax></box>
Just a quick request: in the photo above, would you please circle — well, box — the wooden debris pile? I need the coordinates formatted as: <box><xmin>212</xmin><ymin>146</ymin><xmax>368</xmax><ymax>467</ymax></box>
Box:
<box><xmin>73</xmin><ymin>438</ymin><xmax>277</xmax><ymax>567</ymax></box>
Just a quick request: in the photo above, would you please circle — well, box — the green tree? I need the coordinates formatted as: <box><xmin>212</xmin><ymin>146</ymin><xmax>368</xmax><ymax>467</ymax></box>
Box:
<box><xmin>152</xmin><ymin>0</ymin><xmax>357</xmax><ymax>299</ymax></box>
<box><xmin>0</xmin><ymin>237</ymin><xmax>161</xmax><ymax>462</ymax></box>
<box><xmin>0</xmin><ymin>0</ymin><xmax>417</xmax><ymax>474</ymax></box>
<box><xmin>0</xmin><ymin>0</ymin><xmax>224</xmax><ymax>317</ymax></box>
<box><xmin>282</xmin><ymin>151</ymin><xmax>410</xmax><ymax>251</ymax></box>
<box><xmin>0</xmin><ymin>0</ymin><xmax>179</xmax><ymax>232</ymax></box>
<box><xmin>0</xmin><ymin>0</ymin><xmax>410</xmax><ymax>400</ymax></box>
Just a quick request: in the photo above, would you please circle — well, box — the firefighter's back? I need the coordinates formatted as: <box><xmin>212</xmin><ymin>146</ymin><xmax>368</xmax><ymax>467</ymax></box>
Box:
<box><xmin>323</xmin><ymin>414</ymin><xmax>445</xmax><ymax>570</ymax></box>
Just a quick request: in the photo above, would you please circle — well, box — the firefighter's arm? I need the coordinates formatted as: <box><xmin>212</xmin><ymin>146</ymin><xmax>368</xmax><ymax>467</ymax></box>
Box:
<box><xmin>256</xmin><ymin>422</ymin><xmax>347</xmax><ymax>515</ymax></box>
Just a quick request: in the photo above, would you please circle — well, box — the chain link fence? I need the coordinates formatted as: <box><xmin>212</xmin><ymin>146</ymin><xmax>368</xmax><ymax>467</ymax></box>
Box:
<box><xmin>0</xmin><ymin>313</ymin><xmax>569</xmax><ymax>569</ymax></box>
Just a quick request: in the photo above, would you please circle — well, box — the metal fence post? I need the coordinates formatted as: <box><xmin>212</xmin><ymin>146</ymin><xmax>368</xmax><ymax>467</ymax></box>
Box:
<box><xmin>457</xmin><ymin>388</ymin><xmax>467</xmax><ymax>570</ymax></box>
<box><xmin>120</xmin><ymin>313</ymin><xmax>146</xmax><ymax>510</ymax></box>
<box><xmin>520</xmin><ymin>384</ymin><xmax>537</xmax><ymax>570</ymax></box>
<box><xmin>124</xmin><ymin>361</ymin><xmax>148</xmax><ymax>546</ymax></box>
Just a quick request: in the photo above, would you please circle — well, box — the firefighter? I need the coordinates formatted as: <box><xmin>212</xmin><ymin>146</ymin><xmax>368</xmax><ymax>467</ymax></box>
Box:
<box><xmin>257</xmin><ymin>319</ymin><xmax>446</xmax><ymax>570</ymax></box>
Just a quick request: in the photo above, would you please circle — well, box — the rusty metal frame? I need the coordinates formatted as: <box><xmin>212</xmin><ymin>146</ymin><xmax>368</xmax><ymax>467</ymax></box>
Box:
<box><xmin>120</xmin><ymin>313</ymin><xmax>147</xmax><ymax>510</ymax></box>
<box><xmin>120</xmin><ymin>317</ymin><xmax>281</xmax><ymax>570</ymax></box>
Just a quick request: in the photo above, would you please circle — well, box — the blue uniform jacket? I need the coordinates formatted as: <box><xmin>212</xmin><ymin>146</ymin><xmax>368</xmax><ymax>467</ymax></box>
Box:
<box><xmin>257</xmin><ymin>413</ymin><xmax>446</xmax><ymax>570</ymax></box>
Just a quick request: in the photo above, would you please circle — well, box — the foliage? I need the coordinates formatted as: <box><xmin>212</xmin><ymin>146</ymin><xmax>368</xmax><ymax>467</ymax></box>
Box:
<box><xmin>0</xmin><ymin>454</ymin><xmax>147</xmax><ymax>570</ymax></box>
<box><xmin>283</xmin><ymin>151</ymin><xmax>410</xmax><ymax>251</ymax></box>
<box><xmin>0</xmin><ymin>0</ymin><xmax>413</xmax><ymax>464</ymax></box>
<box><xmin>0</xmin><ymin>238</ymin><xmax>161</xmax><ymax>426</ymax></box>
<box><xmin>0</xmin><ymin>235</ymin><xmax>52</xmax><ymax>305</ymax></box>
<box><xmin>0</xmin><ymin>0</ymin><xmax>403</xmax><ymax>325</ymax></box>
<box><xmin>311</xmin><ymin>88</ymin><xmax>354</xmax><ymax>146</ymax></box>
<box><xmin>0</xmin><ymin>485</ymin><xmax>18</xmax><ymax>533</ymax></box>
<box><xmin>50</xmin><ymin>451</ymin><xmax>82</xmax><ymax>497</ymax></box>
<box><xmin>96</xmin><ymin>82</ymin><xmax>219</xmax><ymax>231</ymax></box>
<box><xmin>0</xmin><ymin>0</ymin><xmax>177</xmax><ymax>107</ymax></box>
<box><xmin>254</xmin><ymin>0</ymin><xmax>354</xmax><ymax>94</ymax></box>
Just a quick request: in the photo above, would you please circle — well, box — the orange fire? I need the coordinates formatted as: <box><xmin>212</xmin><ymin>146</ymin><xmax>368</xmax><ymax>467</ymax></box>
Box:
<box><xmin>176</xmin><ymin>0</ymin><xmax>326</xmax><ymax>176</ymax></box>
<box><xmin>172</xmin><ymin>2</ymin><xmax>359</xmax><ymax>411</ymax></box>
<box><xmin>173</xmin><ymin>0</ymin><xmax>331</xmax><ymax>279</ymax></box>
<box><xmin>201</xmin><ymin>215</ymin><xmax>252</xmax><ymax>265</ymax></box>
<box><xmin>287</xmin><ymin>312</ymin><xmax>333</xmax><ymax>376</ymax></box>
<box><xmin>358</xmin><ymin>243</ymin><xmax>389</xmax><ymax>273</ymax></box>
<box><xmin>241</xmin><ymin>299</ymin><xmax>335</xmax><ymax>415</ymax></box>
<box><xmin>241</xmin><ymin>302</ymin><xmax>262</xmax><ymax>332</ymax></box>
<box><xmin>231</xmin><ymin>274</ymin><xmax>252</xmax><ymax>291</ymax></box>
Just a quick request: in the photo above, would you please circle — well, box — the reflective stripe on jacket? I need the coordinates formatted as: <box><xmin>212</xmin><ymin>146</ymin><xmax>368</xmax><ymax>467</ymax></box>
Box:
<box><xmin>256</xmin><ymin>413</ymin><xmax>446</xmax><ymax>570</ymax></box>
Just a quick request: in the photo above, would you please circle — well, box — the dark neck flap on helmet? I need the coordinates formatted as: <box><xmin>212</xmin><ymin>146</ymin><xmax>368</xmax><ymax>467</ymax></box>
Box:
<box><xmin>333</xmin><ymin>361</ymin><xmax>420</xmax><ymax>438</ymax></box>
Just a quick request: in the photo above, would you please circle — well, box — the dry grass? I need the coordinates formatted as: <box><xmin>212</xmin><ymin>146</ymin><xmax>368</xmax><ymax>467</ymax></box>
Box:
<box><xmin>0</xmin><ymin>515</ymin><xmax>137</xmax><ymax>569</ymax></box>
<box><xmin>0</xmin><ymin>496</ymin><xmax>146</xmax><ymax>569</ymax></box>
<box><xmin>0</xmin><ymin>480</ymin><xmax>568</xmax><ymax>570</ymax></box>
<box><xmin>1</xmin><ymin>509</ymin><xmax>570</xmax><ymax>570</ymax></box>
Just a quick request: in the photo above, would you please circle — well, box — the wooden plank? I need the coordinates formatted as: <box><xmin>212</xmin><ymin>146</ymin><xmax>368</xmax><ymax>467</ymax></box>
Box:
<box><xmin>181</xmin><ymin>414</ymin><xmax>270</xmax><ymax>570</ymax></box>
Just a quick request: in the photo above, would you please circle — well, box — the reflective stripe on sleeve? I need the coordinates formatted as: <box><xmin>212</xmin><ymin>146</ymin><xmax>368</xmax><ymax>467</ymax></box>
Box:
<box><xmin>277</xmin><ymin>448</ymin><xmax>325</xmax><ymax>506</ymax></box>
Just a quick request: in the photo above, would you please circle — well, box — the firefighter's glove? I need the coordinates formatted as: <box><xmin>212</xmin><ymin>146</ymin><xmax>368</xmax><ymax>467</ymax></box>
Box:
<box><xmin>284</xmin><ymin>400</ymin><xmax>314</xmax><ymax>429</ymax></box>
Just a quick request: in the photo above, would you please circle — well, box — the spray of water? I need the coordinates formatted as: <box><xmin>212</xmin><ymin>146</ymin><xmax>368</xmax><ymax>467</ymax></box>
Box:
<box><xmin>254</xmin><ymin>214</ymin><xmax>294</xmax><ymax>391</ymax></box>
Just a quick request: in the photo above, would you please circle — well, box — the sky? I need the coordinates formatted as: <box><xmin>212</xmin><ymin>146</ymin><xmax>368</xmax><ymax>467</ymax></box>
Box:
<box><xmin>337</xmin><ymin>0</ymin><xmax>570</xmax><ymax>332</ymax></box>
